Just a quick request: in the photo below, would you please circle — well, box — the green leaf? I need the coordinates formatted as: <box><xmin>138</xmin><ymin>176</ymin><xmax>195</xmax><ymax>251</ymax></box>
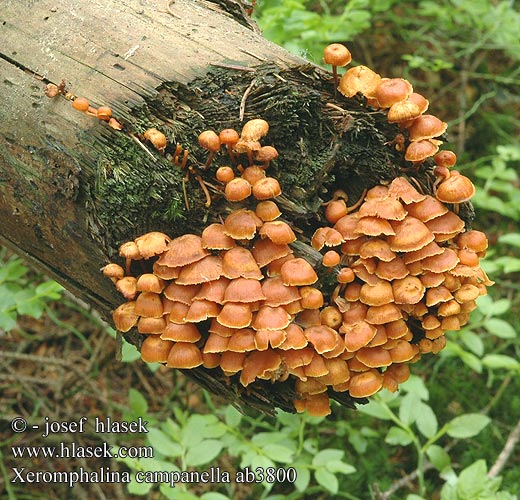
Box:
<box><xmin>262</xmin><ymin>444</ymin><xmax>294</xmax><ymax>463</ymax></box>
<box><xmin>357</xmin><ymin>400</ymin><xmax>393</xmax><ymax>420</ymax></box>
<box><xmin>325</xmin><ymin>460</ymin><xmax>356</xmax><ymax>475</ymax></box>
<box><xmin>459</xmin><ymin>350</ymin><xmax>483</xmax><ymax>373</ymax></box>
<box><xmin>252</xmin><ymin>432</ymin><xmax>289</xmax><ymax>446</ymax></box>
<box><xmin>484</xmin><ymin>318</ymin><xmax>517</xmax><ymax>339</ymax></box>
<box><xmin>312</xmin><ymin>448</ymin><xmax>344</xmax><ymax>466</ymax></box>
<box><xmin>498</xmin><ymin>232</ymin><xmax>520</xmax><ymax>247</ymax></box>
<box><xmin>294</xmin><ymin>464</ymin><xmax>311</xmax><ymax>492</ymax></box>
<box><xmin>314</xmin><ymin>468</ymin><xmax>338</xmax><ymax>495</ymax></box>
<box><xmin>128</xmin><ymin>388</ymin><xmax>148</xmax><ymax>415</ymax></box>
<box><xmin>200</xmin><ymin>493</ymin><xmax>233</xmax><ymax>500</ymax></box>
<box><xmin>128</xmin><ymin>473</ymin><xmax>153</xmax><ymax>495</ymax></box>
<box><xmin>445</xmin><ymin>414</ymin><xmax>490</xmax><ymax>438</ymax></box>
<box><xmin>456</xmin><ymin>459</ymin><xmax>488</xmax><ymax>498</ymax></box>
<box><xmin>224</xmin><ymin>405</ymin><xmax>242</xmax><ymax>427</ymax></box>
<box><xmin>147</xmin><ymin>428</ymin><xmax>183</xmax><ymax>457</ymax></box>
<box><xmin>385</xmin><ymin>426</ymin><xmax>413</xmax><ymax>446</ymax></box>
<box><xmin>399</xmin><ymin>392</ymin><xmax>421</xmax><ymax>426</ymax></box>
<box><xmin>460</xmin><ymin>330</ymin><xmax>484</xmax><ymax>356</ymax></box>
<box><xmin>121</xmin><ymin>339</ymin><xmax>142</xmax><ymax>362</ymax></box>
<box><xmin>406</xmin><ymin>495</ymin><xmax>427</xmax><ymax>500</ymax></box>
<box><xmin>482</xmin><ymin>354</ymin><xmax>520</xmax><ymax>371</ymax></box>
<box><xmin>185</xmin><ymin>439</ymin><xmax>223</xmax><ymax>467</ymax></box>
<box><xmin>415</xmin><ymin>402</ymin><xmax>438</xmax><ymax>439</ymax></box>
<box><xmin>401</xmin><ymin>375</ymin><xmax>429</xmax><ymax>400</ymax></box>
<box><xmin>0</xmin><ymin>311</ymin><xmax>17</xmax><ymax>331</ymax></box>
<box><xmin>426</xmin><ymin>444</ymin><xmax>451</xmax><ymax>471</ymax></box>
<box><xmin>35</xmin><ymin>280</ymin><xmax>64</xmax><ymax>299</ymax></box>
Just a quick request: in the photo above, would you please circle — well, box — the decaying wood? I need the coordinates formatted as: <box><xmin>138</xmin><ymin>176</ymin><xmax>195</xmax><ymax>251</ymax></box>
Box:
<box><xmin>0</xmin><ymin>0</ymin><xmax>457</xmax><ymax>413</ymax></box>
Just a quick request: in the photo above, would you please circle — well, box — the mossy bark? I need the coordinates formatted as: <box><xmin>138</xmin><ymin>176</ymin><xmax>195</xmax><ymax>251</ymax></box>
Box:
<box><xmin>0</xmin><ymin>0</ymin><xmax>473</xmax><ymax>413</ymax></box>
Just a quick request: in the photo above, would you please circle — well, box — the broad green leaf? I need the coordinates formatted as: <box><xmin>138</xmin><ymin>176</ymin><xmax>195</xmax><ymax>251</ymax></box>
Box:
<box><xmin>147</xmin><ymin>428</ymin><xmax>183</xmax><ymax>457</ymax></box>
<box><xmin>262</xmin><ymin>444</ymin><xmax>294</xmax><ymax>463</ymax></box>
<box><xmin>459</xmin><ymin>350</ymin><xmax>483</xmax><ymax>373</ymax></box>
<box><xmin>252</xmin><ymin>432</ymin><xmax>290</xmax><ymax>446</ymax></box>
<box><xmin>181</xmin><ymin>415</ymin><xmax>218</xmax><ymax>447</ymax></box>
<box><xmin>385</xmin><ymin>426</ymin><xmax>413</xmax><ymax>446</ymax></box>
<box><xmin>35</xmin><ymin>280</ymin><xmax>64</xmax><ymax>298</ymax></box>
<box><xmin>399</xmin><ymin>392</ymin><xmax>421</xmax><ymax>425</ymax></box>
<box><xmin>224</xmin><ymin>405</ymin><xmax>242</xmax><ymax>427</ymax></box>
<box><xmin>357</xmin><ymin>400</ymin><xmax>393</xmax><ymax>420</ymax></box>
<box><xmin>499</xmin><ymin>232</ymin><xmax>520</xmax><ymax>247</ymax></box>
<box><xmin>445</xmin><ymin>414</ymin><xmax>490</xmax><ymax>438</ymax></box>
<box><xmin>294</xmin><ymin>464</ymin><xmax>311</xmax><ymax>492</ymax></box>
<box><xmin>415</xmin><ymin>402</ymin><xmax>438</xmax><ymax>438</ymax></box>
<box><xmin>185</xmin><ymin>439</ymin><xmax>223</xmax><ymax>467</ymax></box>
<box><xmin>312</xmin><ymin>448</ymin><xmax>344</xmax><ymax>466</ymax></box>
<box><xmin>484</xmin><ymin>318</ymin><xmax>517</xmax><ymax>339</ymax></box>
<box><xmin>401</xmin><ymin>375</ymin><xmax>429</xmax><ymax>400</ymax></box>
<box><xmin>128</xmin><ymin>473</ymin><xmax>153</xmax><ymax>495</ymax></box>
<box><xmin>456</xmin><ymin>460</ymin><xmax>488</xmax><ymax>498</ymax></box>
<box><xmin>121</xmin><ymin>339</ymin><xmax>142</xmax><ymax>362</ymax></box>
<box><xmin>426</xmin><ymin>444</ymin><xmax>451</xmax><ymax>471</ymax></box>
<box><xmin>325</xmin><ymin>460</ymin><xmax>356</xmax><ymax>475</ymax></box>
<box><xmin>129</xmin><ymin>388</ymin><xmax>148</xmax><ymax>414</ymax></box>
<box><xmin>460</xmin><ymin>330</ymin><xmax>484</xmax><ymax>356</ymax></box>
<box><xmin>314</xmin><ymin>468</ymin><xmax>338</xmax><ymax>495</ymax></box>
<box><xmin>0</xmin><ymin>311</ymin><xmax>17</xmax><ymax>331</ymax></box>
<box><xmin>482</xmin><ymin>354</ymin><xmax>520</xmax><ymax>371</ymax></box>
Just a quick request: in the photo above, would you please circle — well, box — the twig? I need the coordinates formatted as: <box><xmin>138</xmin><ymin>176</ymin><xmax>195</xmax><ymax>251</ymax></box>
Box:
<box><xmin>375</xmin><ymin>462</ymin><xmax>435</xmax><ymax>499</ymax></box>
<box><xmin>240</xmin><ymin>47</ymin><xmax>267</xmax><ymax>61</ymax></box>
<box><xmin>129</xmin><ymin>133</ymin><xmax>158</xmax><ymax>162</ymax></box>
<box><xmin>166</xmin><ymin>0</ymin><xmax>181</xmax><ymax>19</ymax></box>
<box><xmin>488</xmin><ymin>417</ymin><xmax>520</xmax><ymax>478</ymax></box>
<box><xmin>239</xmin><ymin>79</ymin><xmax>257</xmax><ymax>121</ymax></box>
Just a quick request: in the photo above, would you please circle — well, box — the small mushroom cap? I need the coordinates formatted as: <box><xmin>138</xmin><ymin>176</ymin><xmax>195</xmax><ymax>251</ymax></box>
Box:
<box><xmin>137</xmin><ymin>316</ymin><xmax>167</xmax><ymax>334</ymax></box>
<box><xmin>387</xmin><ymin>217</ymin><xmax>435</xmax><ymax>252</ymax></box>
<box><xmin>136</xmin><ymin>273</ymin><xmax>165</xmax><ymax>293</ymax></box>
<box><xmin>404</xmin><ymin>241</ymin><xmax>444</xmax><ymax>264</ymax></box>
<box><xmin>251</xmin><ymin>239</ymin><xmax>292</xmax><ymax>268</ymax></box>
<box><xmin>223</xmin><ymin>209</ymin><xmax>262</xmax><ymax>240</ymax></box>
<box><xmin>255</xmin><ymin>329</ymin><xmax>287</xmax><ymax>350</ymax></box>
<box><xmin>323</xmin><ymin>43</ymin><xmax>352</xmax><ymax>66</ymax></box>
<box><xmin>456</xmin><ymin>230</ymin><xmax>488</xmax><ymax>253</ymax></box>
<box><xmin>405</xmin><ymin>139</ymin><xmax>440</xmax><ymax>163</ymax></box>
<box><xmin>312</xmin><ymin>227</ymin><xmax>345</xmax><ymax>250</ymax></box>
<box><xmin>358</xmin><ymin>197</ymin><xmax>407</xmax><ymax>221</ymax></box>
<box><xmin>185</xmin><ymin>299</ymin><xmax>220</xmax><ymax>322</ymax></box>
<box><xmin>201</xmin><ymin>223</ymin><xmax>236</xmax><ymax>250</ymax></box>
<box><xmin>406</xmin><ymin>195</ymin><xmax>449</xmax><ymax>223</ymax></box>
<box><xmin>217</xmin><ymin>302</ymin><xmax>253</xmax><ymax>328</ymax></box>
<box><xmin>387</xmin><ymin>100</ymin><xmax>421</xmax><ymax>123</ymax></box>
<box><xmin>157</xmin><ymin>234</ymin><xmax>209</xmax><ymax>268</ymax></box>
<box><xmin>392</xmin><ymin>276</ymin><xmax>425</xmax><ymax>304</ymax></box>
<box><xmin>325</xmin><ymin>199</ymin><xmax>348</xmax><ymax>224</ymax></box>
<box><xmin>135</xmin><ymin>291</ymin><xmax>164</xmax><ymax>318</ymax></box>
<box><xmin>356</xmin><ymin>217</ymin><xmax>396</xmax><ymax>237</ymax></box>
<box><xmin>389</xmin><ymin>340</ymin><xmax>418</xmax><ymax>363</ymax></box>
<box><xmin>252</xmin><ymin>177</ymin><xmax>282</xmax><ymax>200</ymax></box>
<box><xmin>425</xmin><ymin>211</ymin><xmax>465</xmax><ymax>235</ymax></box>
<box><xmin>338</xmin><ymin>65</ymin><xmax>382</xmax><ymax>99</ymax></box>
<box><xmin>279</xmin><ymin>323</ymin><xmax>308</xmax><ymax>350</ymax></box>
<box><xmin>421</xmin><ymin>248</ymin><xmax>460</xmax><ymax>273</ymax></box>
<box><xmin>193</xmin><ymin>277</ymin><xmax>229</xmax><ymax>303</ymax></box>
<box><xmin>407</xmin><ymin>92</ymin><xmax>429</xmax><ymax>114</ymax></box>
<box><xmin>435</xmin><ymin>172</ymin><xmax>476</xmax><ymax>203</ymax></box>
<box><xmin>241</xmin><ymin>166</ymin><xmax>266</xmax><ymax>185</ymax></box>
<box><xmin>119</xmin><ymin>241</ymin><xmax>142</xmax><ymax>260</ymax></box>
<box><xmin>240</xmin><ymin>350</ymin><xmax>281</xmax><ymax>387</ymax></box>
<box><xmin>115</xmin><ymin>277</ymin><xmax>138</xmax><ymax>300</ymax></box>
<box><xmin>113</xmin><ymin>301</ymin><xmax>138</xmax><ymax>332</ymax></box>
<box><xmin>223</xmin><ymin>278</ymin><xmax>266</xmax><ymax>303</ymax></box>
<box><xmin>359</xmin><ymin>239</ymin><xmax>396</xmax><ymax>262</ymax></box>
<box><xmin>360</xmin><ymin>281</ymin><xmax>395</xmax><ymax>306</ymax></box>
<box><xmin>387</xmin><ymin>177</ymin><xmax>427</xmax><ymax>204</ymax></box>
<box><xmin>224</xmin><ymin>178</ymin><xmax>252</xmax><ymax>202</ymax></box>
<box><xmin>356</xmin><ymin>346</ymin><xmax>392</xmax><ymax>368</ymax></box>
<box><xmin>161</xmin><ymin>322</ymin><xmax>201</xmax><ymax>342</ymax></box>
<box><xmin>434</xmin><ymin>150</ymin><xmax>457</xmax><ymax>168</ymax></box>
<box><xmin>166</xmin><ymin>342</ymin><xmax>203</xmax><ymax>369</ymax></box>
<box><xmin>255</xmin><ymin>200</ymin><xmax>282</xmax><ymax>221</ymax></box>
<box><xmin>163</xmin><ymin>283</ymin><xmax>200</xmax><ymax>304</ymax></box>
<box><xmin>140</xmin><ymin>336</ymin><xmax>173</xmax><ymax>363</ymax></box>
<box><xmin>153</xmin><ymin>262</ymin><xmax>180</xmax><ymax>280</ymax></box>
<box><xmin>300</xmin><ymin>286</ymin><xmax>325</xmax><ymax>309</ymax></box>
<box><xmin>168</xmin><ymin>301</ymin><xmax>190</xmax><ymax>324</ymax></box>
<box><xmin>102</xmin><ymin>263</ymin><xmax>125</xmax><ymax>281</ymax></box>
<box><xmin>203</xmin><ymin>332</ymin><xmax>230</xmax><ymax>353</ymax></box>
<box><xmin>198</xmin><ymin>130</ymin><xmax>221</xmax><ymax>152</ymax></box>
<box><xmin>425</xmin><ymin>285</ymin><xmax>454</xmax><ymax>306</ymax></box>
<box><xmin>365</xmin><ymin>303</ymin><xmax>402</xmax><ymax>324</ymax></box>
<box><xmin>304</xmin><ymin>325</ymin><xmax>340</xmax><ymax>354</ymax></box>
<box><xmin>322</xmin><ymin>250</ymin><xmax>341</xmax><ymax>267</ymax></box>
<box><xmin>216</xmin><ymin>166</ymin><xmax>235</xmax><ymax>184</ymax></box>
<box><xmin>175</xmin><ymin>255</ymin><xmax>223</xmax><ymax>285</ymax></box>
<box><xmin>227</xmin><ymin>328</ymin><xmax>256</xmax><ymax>352</ymax></box>
<box><xmin>252</xmin><ymin>305</ymin><xmax>292</xmax><ymax>330</ymax></box>
<box><xmin>261</xmin><ymin>276</ymin><xmax>301</xmax><ymax>306</ymax></box>
<box><xmin>375</xmin><ymin>78</ymin><xmax>413</xmax><ymax>108</ymax></box>
<box><xmin>220</xmin><ymin>351</ymin><xmax>246</xmax><ymax>374</ymax></box>
<box><xmin>334</xmin><ymin>213</ymin><xmax>361</xmax><ymax>240</ymax></box>
<box><xmin>143</xmin><ymin>128</ymin><xmax>167</xmax><ymax>151</ymax></box>
<box><xmin>255</xmin><ymin>145</ymin><xmax>279</xmax><ymax>165</ymax></box>
<box><xmin>219</xmin><ymin>128</ymin><xmax>239</xmax><ymax>145</ymax></box>
<box><xmin>408</xmin><ymin>114</ymin><xmax>448</xmax><ymax>141</ymax></box>
<box><xmin>259</xmin><ymin>221</ymin><xmax>296</xmax><ymax>245</ymax></box>
<box><xmin>240</xmin><ymin>118</ymin><xmax>270</xmax><ymax>142</ymax></box>
<box><xmin>295</xmin><ymin>394</ymin><xmax>332</xmax><ymax>417</ymax></box>
<box><xmin>349</xmin><ymin>369</ymin><xmax>383</xmax><ymax>398</ymax></box>
<box><xmin>135</xmin><ymin>231</ymin><xmax>171</xmax><ymax>259</ymax></box>
<box><xmin>222</xmin><ymin>247</ymin><xmax>263</xmax><ymax>280</ymax></box>
<box><xmin>280</xmin><ymin>258</ymin><xmax>318</xmax><ymax>286</ymax></box>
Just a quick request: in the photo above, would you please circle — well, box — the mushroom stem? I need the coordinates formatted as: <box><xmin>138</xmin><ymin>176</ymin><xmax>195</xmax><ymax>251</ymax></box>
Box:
<box><xmin>226</xmin><ymin>145</ymin><xmax>237</xmax><ymax>164</ymax></box>
<box><xmin>332</xmin><ymin>66</ymin><xmax>338</xmax><ymax>95</ymax></box>
<box><xmin>204</xmin><ymin>151</ymin><xmax>215</xmax><ymax>169</ymax></box>
<box><xmin>195</xmin><ymin>174</ymin><xmax>212</xmax><ymax>207</ymax></box>
<box><xmin>346</xmin><ymin>189</ymin><xmax>367</xmax><ymax>213</ymax></box>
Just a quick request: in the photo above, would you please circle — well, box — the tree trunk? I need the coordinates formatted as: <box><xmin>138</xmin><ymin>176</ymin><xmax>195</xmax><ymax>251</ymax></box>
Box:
<box><xmin>0</xmin><ymin>0</ymin><xmax>435</xmax><ymax>413</ymax></box>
